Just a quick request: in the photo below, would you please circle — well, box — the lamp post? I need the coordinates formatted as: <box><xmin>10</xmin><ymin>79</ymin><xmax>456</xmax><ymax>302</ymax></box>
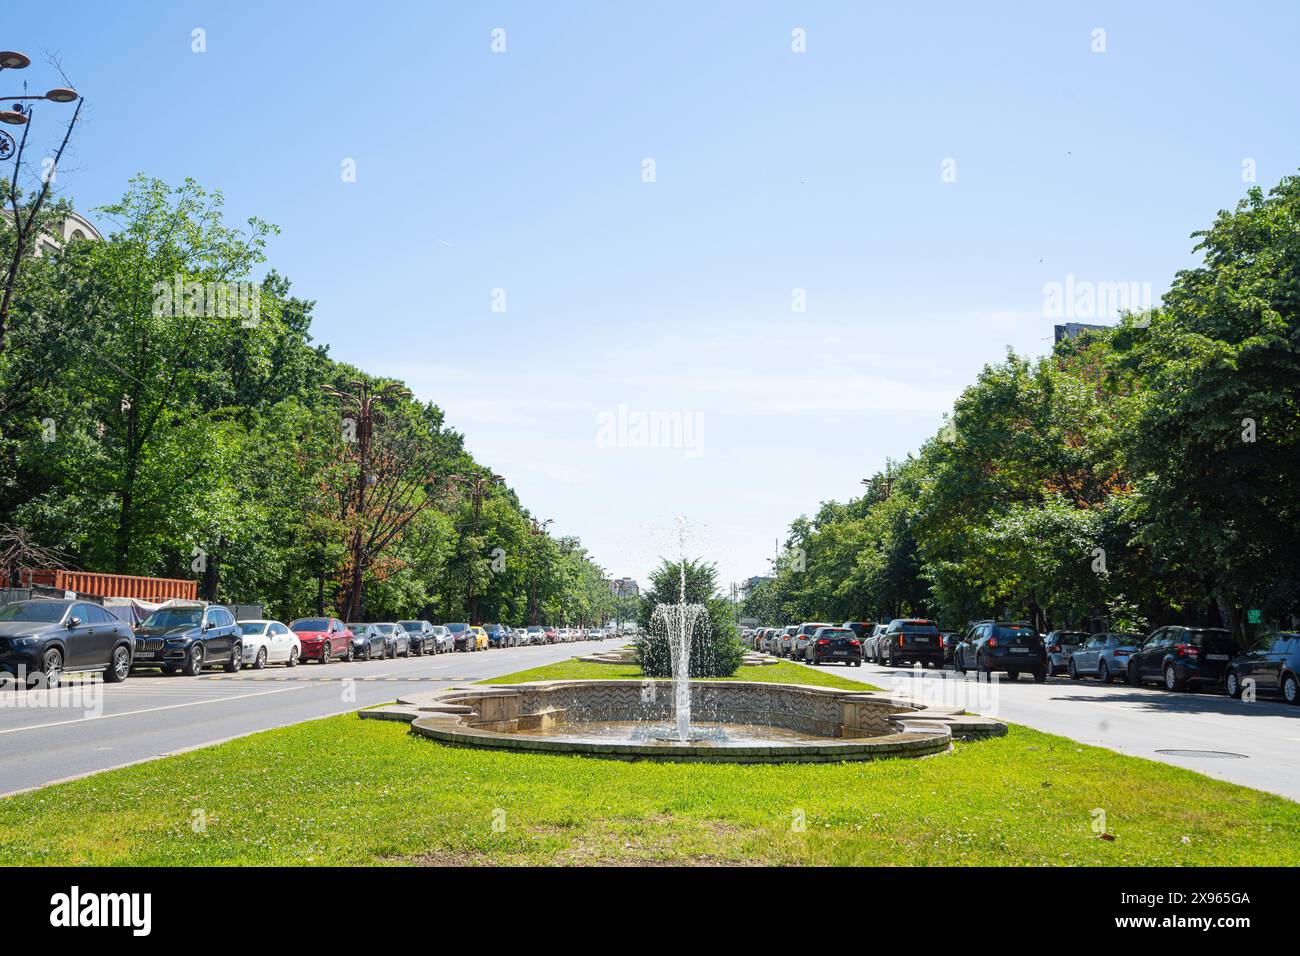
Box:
<box><xmin>0</xmin><ymin>49</ymin><xmax>82</xmax><ymax>355</ymax></box>
<box><xmin>526</xmin><ymin>517</ymin><xmax>553</xmax><ymax>625</ymax></box>
<box><xmin>447</xmin><ymin>472</ymin><xmax>504</xmax><ymax>624</ymax></box>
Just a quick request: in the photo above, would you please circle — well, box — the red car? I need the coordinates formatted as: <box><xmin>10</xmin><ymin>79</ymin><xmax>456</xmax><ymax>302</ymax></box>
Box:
<box><xmin>289</xmin><ymin>617</ymin><xmax>354</xmax><ymax>663</ymax></box>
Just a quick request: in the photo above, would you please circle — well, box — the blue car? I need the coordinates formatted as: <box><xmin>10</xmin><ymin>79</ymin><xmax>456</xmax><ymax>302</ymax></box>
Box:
<box><xmin>954</xmin><ymin>621</ymin><xmax>1047</xmax><ymax>682</ymax></box>
<box><xmin>1066</xmin><ymin>632</ymin><xmax>1143</xmax><ymax>683</ymax></box>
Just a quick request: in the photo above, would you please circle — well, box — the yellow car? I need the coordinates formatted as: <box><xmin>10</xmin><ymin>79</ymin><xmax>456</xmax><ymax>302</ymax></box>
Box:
<box><xmin>466</xmin><ymin>625</ymin><xmax>488</xmax><ymax>651</ymax></box>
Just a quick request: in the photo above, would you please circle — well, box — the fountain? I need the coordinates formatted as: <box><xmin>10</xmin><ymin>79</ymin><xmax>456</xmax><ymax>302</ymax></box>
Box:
<box><xmin>649</xmin><ymin>517</ymin><xmax>708</xmax><ymax>742</ymax></box>
<box><xmin>360</xmin><ymin>516</ymin><xmax>1009</xmax><ymax>761</ymax></box>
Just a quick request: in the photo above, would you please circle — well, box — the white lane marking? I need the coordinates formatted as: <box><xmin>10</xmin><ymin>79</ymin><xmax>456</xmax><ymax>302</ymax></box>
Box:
<box><xmin>0</xmin><ymin>684</ymin><xmax>307</xmax><ymax>735</ymax></box>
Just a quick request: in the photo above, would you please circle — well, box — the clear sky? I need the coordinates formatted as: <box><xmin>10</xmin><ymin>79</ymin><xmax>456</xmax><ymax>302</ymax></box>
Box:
<box><xmin>8</xmin><ymin>1</ymin><xmax>1300</xmax><ymax>592</ymax></box>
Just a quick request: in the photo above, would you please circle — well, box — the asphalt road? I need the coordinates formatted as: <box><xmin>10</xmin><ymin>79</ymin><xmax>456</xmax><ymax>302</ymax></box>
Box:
<box><xmin>789</xmin><ymin>656</ymin><xmax>1300</xmax><ymax>801</ymax></box>
<box><xmin>0</xmin><ymin>637</ymin><xmax>627</xmax><ymax>796</ymax></box>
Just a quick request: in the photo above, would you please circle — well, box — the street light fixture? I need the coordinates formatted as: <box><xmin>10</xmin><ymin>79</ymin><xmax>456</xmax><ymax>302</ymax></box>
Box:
<box><xmin>0</xmin><ymin>51</ymin><xmax>30</xmax><ymax>70</ymax></box>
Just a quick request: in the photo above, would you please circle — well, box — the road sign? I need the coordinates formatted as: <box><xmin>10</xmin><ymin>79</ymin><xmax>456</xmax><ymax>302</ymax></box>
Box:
<box><xmin>1247</xmin><ymin>609</ymin><xmax>1262</xmax><ymax>624</ymax></box>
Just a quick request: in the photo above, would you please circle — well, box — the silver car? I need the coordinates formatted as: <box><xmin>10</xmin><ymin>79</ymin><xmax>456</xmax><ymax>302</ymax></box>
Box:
<box><xmin>792</xmin><ymin>622</ymin><xmax>834</xmax><ymax>659</ymax></box>
<box><xmin>865</xmin><ymin>624</ymin><xmax>889</xmax><ymax>663</ymax></box>
<box><xmin>778</xmin><ymin>626</ymin><xmax>799</xmax><ymax>658</ymax></box>
<box><xmin>1067</xmin><ymin>632</ymin><xmax>1143</xmax><ymax>683</ymax></box>
<box><xmin>1044</xmin><ymin>630</ymin><xmax>1090</xmax><ymax>676</ymax></box>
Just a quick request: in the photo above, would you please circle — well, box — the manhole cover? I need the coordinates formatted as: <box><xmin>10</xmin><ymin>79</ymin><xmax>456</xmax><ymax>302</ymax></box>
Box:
<box><xmin>1155</xmin><ymin>749</ymin><xmax>1248</xmax><ymax>759</ymax></box>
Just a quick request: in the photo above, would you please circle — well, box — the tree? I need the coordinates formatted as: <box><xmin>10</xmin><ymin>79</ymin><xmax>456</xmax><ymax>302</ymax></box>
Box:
<box><xmin>635</xmin><ymin>558</ymin><xmax>742</xmax><ymax>678</ymax></box>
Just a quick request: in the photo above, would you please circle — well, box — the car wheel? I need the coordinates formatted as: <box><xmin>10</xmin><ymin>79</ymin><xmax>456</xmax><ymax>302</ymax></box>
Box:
<box><xmin>954</xmin><ymin>650</ymin><xmax>966</xmax><ymax>674</ymax></box>
<box><xmin>254</xmin><ymin>647</ymin><xmax>267</xmax><ymax>670</ymax></box>
<box><xmin>341</xmin><ymin>644</ymin><xmax>353</xmax><ymax>663</ymax></box>
<box><xmin>1068</xmin><ymin>658</ymin><xmax>1079</xmax><ymax>679</ymax></box>
<box><xmin>1032</xmin><ymin>668</ymin><xmax>1046</xmax><ymax>683</ymax></box>
<box><xmin>977</xmin><ymin>653</ymin><xmax>991</xmax><ymax>676</ymax></box>
<box><xmin>412</xmin><ymin>642</ymin><xmax>422</xmax><ymax>657</ymax></box>
<box><xmin>1164</xmin><ymin>664</ymin><xmax>1184</xmax><ymax>692</ymax></box>
<box><xmin>224</xmin><ymin>644</ymin><xmax>242</xmax><ymax>673</ymax></box>
<box><xmin>1005</xmin><ymin>671</ymin><xmax>1019</xmax><ymax>681</ymax></box>
<box><xmin>182</xmin><ymin>644</ymin><xmax>206</xmax><ymax>677</ymax></box>
<box><xmin>1281</xmin><ymin>672</ymin><xmax>1298</xmax><ymax>706</ymax></box>
<box><xmin>320</xmin><ymin>645</ymin><xmax>331</xmax><ymax>666</ymax></box>
<box><xmin>286</xmin><ymin>647</ymin><xmax>299</xmax><ymax>668</ymax></box>
<box><xmin>32</xmin><ymin>647</ymin><xmax>63</xmax><ymax>688</ymax></box>
<box><xmin>1225</xmin><ymin>670</ymin><xmax>1242</xmax><ymax>699</ymax></box>
<box><xmin>1097</xmin><ymin>660</ymin><xmax>1110</xmax><ymax>683</ymax></box>
<box><xmin>104</xmin><ymin>645</ymin><xmax>131</xmax><ymax>683</ymax></box>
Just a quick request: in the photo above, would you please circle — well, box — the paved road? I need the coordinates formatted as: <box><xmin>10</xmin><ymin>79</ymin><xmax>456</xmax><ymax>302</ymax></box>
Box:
<box><xmin>0</xmin><ymin>637</ymin><xmax>627</xmax><ymax>796</ymax></box>
<box><xmin>788</xmin><ymin>656</ymin><xmax>1300</xmax><ymax>801</ymax></box>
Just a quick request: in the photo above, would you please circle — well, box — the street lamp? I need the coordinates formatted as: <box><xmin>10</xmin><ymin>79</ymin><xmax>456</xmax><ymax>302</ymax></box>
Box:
<box><xmin>0</xmin><ymin>51</ymin><xmax>31</xmax><ymax>71</ymax></box>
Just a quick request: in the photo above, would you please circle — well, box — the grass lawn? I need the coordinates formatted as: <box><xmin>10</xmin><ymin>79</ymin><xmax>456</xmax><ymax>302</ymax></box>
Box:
<box><xmin>479</xmin><ymin>658</ymin><xmax>879</xmax><ymax>691</ymax></box>
<box><xmin>1</xmin><ymin>662</ymin><xmax>1296</xmax><ymax>866</ymax></box>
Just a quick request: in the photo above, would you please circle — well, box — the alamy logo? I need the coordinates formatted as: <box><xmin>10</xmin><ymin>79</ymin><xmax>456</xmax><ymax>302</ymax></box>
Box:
<box><xmin>49</xmin><ymin>886</ymin><xmax>151</xmax><ymax>936</ymax></box>
<box><xmin>152</xmin><ymin>276</ymin><xmax>261</xmax><ymax>327</ymax></box>
<box><xmin>595</xmin><ymin>404</ymin><xmax>704</xmax><ymax>459</ymax></box>
<box><xmin>1042</xmin><ymin>274</ymin><xmax>1153</xmax><ymax>320</ymax></box>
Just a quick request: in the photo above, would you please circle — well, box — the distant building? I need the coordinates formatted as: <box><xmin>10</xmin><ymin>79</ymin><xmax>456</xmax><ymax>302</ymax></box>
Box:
<box><xmin>741</xmin><ymin>576</ymin><xmax>772</xmax><ymax>600</ymax></box>
<box><xmin>608</xmin><ymin>577</ymin><xmax>639</xmax><ymax>598</ymax></box>
<box><xmin>2</xmin><ymin>209</ymin><xmax>101</xmax><ymax>258</ymax></box>
<box><xmin>1053</xmin><ymin>322</ymin><xmax>1109</xmax><ymax>344</ymax></box>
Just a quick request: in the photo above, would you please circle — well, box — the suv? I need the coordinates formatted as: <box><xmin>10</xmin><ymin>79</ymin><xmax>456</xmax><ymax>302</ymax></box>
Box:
<box><xmin>396</xmin><ymin>620</ymin><xmax>438</xmax><ymax>656</ymax></box>
<box><xmin>954</xmin><ymin>621</ymin><xmax>1046</xmax><ymax>681</ymax></box>
<box><xmin>525</xmin><ymin>625</ymin><xmax>546</xmax><ymax>645</ymax></box>
<box><xmin>1225</xmin><ymin>634</ymin><xmax>1300</xmax><ymax>704</ymax></box>
<box><xmin>1127</xmin><ymin>626</ymin><xmax>1237</xmax><ymax>691</ymax></box>
<box><xmin>290</xmin><ymin>617</ymin><xmax>353</xmax><ymax>664</ymax></box>
<box><xmin>1043</xmin><ymin>630</ymin><xmax>1091</xmax><ymax>676</ymax></box>
<box><xmin>0</xmin><ymin>598</ymin><xmax>136</xmax><ymax>687</ymax></box>
<box><xmin>137</xmin><ymin>603</ymin><xmax>244</xmax><ymax>675</ymax></box>
<box><xmin>880</xmin><ymin>619</ymin><xmax>944</xmax><ymax>668</ymax></box>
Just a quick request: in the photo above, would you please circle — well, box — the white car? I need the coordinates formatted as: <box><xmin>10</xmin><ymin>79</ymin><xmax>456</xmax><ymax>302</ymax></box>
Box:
<box><xmin>237</xmin><ymin>619</ymin><xmax>301</xmax><ymax>669</ymax></box>
<box><xmin>525</xmin><ymin>626</ymin><xmax>546</xmax><ymax>645</ymax></box>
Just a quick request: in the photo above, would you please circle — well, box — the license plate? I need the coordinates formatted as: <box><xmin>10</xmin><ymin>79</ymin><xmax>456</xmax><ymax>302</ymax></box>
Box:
<box><xmin>911</xmin><ymin>637</ymin><xmax>930</xmax><ymax>644</ymax></box>
<box><xmin>1010</xmin><ymin>647</ymin><xmax>1029</xmax><ymax>654</ymax></box>
<box><xmin>1207</xmin><ymin>654</ymin><xmax>1229</xmax><ymax>661</ymax></box>
<box><xmin>134</xmin><ymin>651</ymin><xmax>155</xmax><ymax>659</ymax></box>
<box><xmin>832</xmin><ymin>650</ymin><xmax>848</xmax><ymax>656</ymax></box>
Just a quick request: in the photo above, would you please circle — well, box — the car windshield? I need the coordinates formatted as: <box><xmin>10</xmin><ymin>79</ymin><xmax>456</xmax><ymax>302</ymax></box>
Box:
<box><xmin>291</xmin><ymin>618</ymin><xmax>330</xmax><ymax>631</ymax></box>
<box><xmin>374</xmin><ymin>624</ymin><xmax>395</xmax><ymax>634</ymax></box>
<box><xmin>143</xmin><ymin>608</ymin><xmax>202</xmax><ymax>628</ymax></box>
<box><xmin>1058</xmin><ymin>632</ymin><xmax>1089</xmax><ymax>641</ymax></box>
<box><xmin>397</xmin><ymin>621</ymin><xmax>421</xmax><ymax>631</ymax></box>
<box><xmin>0</xmin><ymin>601</ymin><xmax>67</xmax><ymax>623</ymax></box>
<box><xmin>527</xmin><ymin>627</ymin><xmax>543</xmax><ymax>633</ymax></box>
<box><xmin>238</xmin><ymin>622</ymin><xmax>268</xmax><ymax>635</ymax></box>
<box><xmin>902</xmin><ymin>622</ymin><xmax>940</xmax><ymax>633</ymax></box>
<box><xmin>447</xmin><ymin>623</ymin><xmax>469</xmax><ymax>633</ymax></box>
<box><xmin>819</xmin><ymin>629</ymin><xmax>852</xmax><ymax>638</ymax></box>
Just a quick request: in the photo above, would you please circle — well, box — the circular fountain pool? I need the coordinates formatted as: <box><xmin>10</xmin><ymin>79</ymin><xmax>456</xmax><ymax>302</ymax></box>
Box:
<box><xmin>363</xmin><ymin>679</ymin><xmax>1007</xmax><ymax>763</ymax></box>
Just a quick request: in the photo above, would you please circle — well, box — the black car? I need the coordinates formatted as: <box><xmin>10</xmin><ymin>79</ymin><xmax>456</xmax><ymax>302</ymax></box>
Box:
<box><xmin>1126</xmin><ymin>626</ymin><xmax>1237</xmax><ymax>691</ymax></box>
<box><xmin>804</xmin><ymin>626</ymin><xmax>863</xmax><ymax>666</ymax></box>
<box><xmin>954</xmin><ymin>621</ymin><xmax>1047</xmax><ymax>681</ymax></box>
<box><xmin>1225</xmin><ymin>633</ymin><xmax>1300</xmax><ymax>704</ymax></box>
<box><xmin>132</xmin><ymin>603</ymin><xmax>242</xmax><ymax>676</ymax></box>
<box><xmin>0</xmin><ymin>599</ymin><xmax>135</xmax><ymax>688</ymax></box>
<box><xmin>347</xmin><ymin>623</ymin><xmax>389</xmax><ymax>660</ymax></box>
<box><xmin>396</xmin><ymin>620</ymin><xmax>436</xmax><ymax>655</ymax></box>
<box><xmin>879</xmin><ymin>619</ymin><xmax>944</xmax><ymax>668</ymax></box>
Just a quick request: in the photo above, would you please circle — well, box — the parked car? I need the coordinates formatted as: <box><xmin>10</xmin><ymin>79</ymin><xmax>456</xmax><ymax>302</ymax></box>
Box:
<box><xmin>137</xmin><ymin>603</ymin><xmax>245</xmax><ymax>675</ymax></box>
<box><xmin>1127</xmin><ymin>626</ymin><xmax>1237</xmax><ymax>691</ymax></box>
<box><xmin>940</xmin><ymin>631</ymin><xmax>961</xmax><ymax>664</ymax></box>
<box><xmin>1225</xmin><ymin>633</ymin><xmax>1300</xmax><ymax>704</ymax></box>
<box><xmin>470</xmin><ymin>625</ymin><xmax>489</xmax><ymax>650</ymax></box>
<box><xmin>777</xmin><ymin>625</ymin><xmax>799</xmax><ymax>658</ymax></box>
<box><xmin>842</xmin><ymin>621</ymin><xmax>875</xmax><ymax>643</ymax></box>
<box><xmin>374</xmin><ymin>622</ymin><xmax>408</xmax><ymax>657</ymax></box>
<box><xmin>804</xmin><ymin>626</ymin><xmax>863</xmax><ymax>666</ymax></box>
<box><xmin>1043</xmin><ymin>630</ymin><xmax>1091</xmax><ymax>676</ymax></box>
<box><xmin>792</xmin><ymin>622</ymin><xmax>835</xmax><ymax>659</ymax></box>
<box><xmin>484</xmin><ymin>624</ymin><xmax>510</xmax><ymax>649</ymax></box>
<box><xmin>525</xmin><ymin>625</ymin><xmax>546</xmax><ymax>645</ymax></box>
<box><xmin>0</xmin><ymin>598</ymin><xmax>135</xmax><ymax>687</ymax></box>
<box><xmin>347</xmin><ymin>622</ymin><xmax>389</xmax><ymax>660</ymax></box>
<box><xmin>237</xmin><ymin>619</ymin><xmax>301</xmax><ymax>669</ymax></box>
<box><xmin>290</xmin><ymin>617</ymin><xmax>353</xmax><ymax>664</ymax></box>
<box><xmin>396</xmin><ymin>620</ymin><xmax>438</xmax><ymax>656</ymax></box>
<box><xmin>1066</xmin><ymin>632</ymin><xmax>1142</xmax><ymax>683</ymax></box>
<box><xmin>446</xmin><ymin>622</ymin><xmax>473</xmax><ymax>651</ymax></box>
<box><xmin>954</xmin><ymin>621</ymin><xmax>1046</xmax><ymax>681</ymax></box>
<box><xmin>865</xmin><ymin>624</ymin><xmax>890</xmax><ymax>663</ymax></box>
<box><xmin>880</xmin><ymin>619</ymin><xmax>944</xmax><ymax>668</ymax></box>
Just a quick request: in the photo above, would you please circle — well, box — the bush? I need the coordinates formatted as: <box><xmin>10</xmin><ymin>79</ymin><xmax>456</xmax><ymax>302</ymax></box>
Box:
<box><xmin>634</xmin><ymin>560</ymin><xmax>744</xmax><ymax>678</ymax></box>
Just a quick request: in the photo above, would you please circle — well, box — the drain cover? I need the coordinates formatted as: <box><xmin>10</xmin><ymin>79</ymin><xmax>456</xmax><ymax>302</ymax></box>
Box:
<box><xmin>1155</xmin><ymin>749</ymin><xmax>1248</xmax><ymax>759</ymax></box>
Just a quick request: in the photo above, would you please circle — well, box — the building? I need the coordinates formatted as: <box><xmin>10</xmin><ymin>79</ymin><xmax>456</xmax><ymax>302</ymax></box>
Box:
<box><xmin>741</xmin><ymin>576</ymin><xmax>772</xmax><ymax>600</ymax></box>
<box><xmin>608</xmin><ymin>577</ymin><xmax>639</xmax><ymax>598</ymax></box>
<box><xmin>1053</xmin><ymin>322</ymin><xmax>1109</xmax><ymax>344</ymax></box>
<box><xmin>1</xmin><ymin>209</ymin><xmax>101</xmax><ymax>257</ymax></box>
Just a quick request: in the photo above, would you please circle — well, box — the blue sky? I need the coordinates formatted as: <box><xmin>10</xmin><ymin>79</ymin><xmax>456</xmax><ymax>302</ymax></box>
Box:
<box><xmin>9</xmin><ymin>1</ymin><xmax>1300</xmax><ymax>592</ymax></box>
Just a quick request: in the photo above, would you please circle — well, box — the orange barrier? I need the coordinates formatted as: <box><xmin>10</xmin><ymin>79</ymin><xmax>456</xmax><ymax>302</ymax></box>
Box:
<box><xmin>15</xmin><ymin>569</ymin><xmax>197</xmax><ymax>602</ymax></box>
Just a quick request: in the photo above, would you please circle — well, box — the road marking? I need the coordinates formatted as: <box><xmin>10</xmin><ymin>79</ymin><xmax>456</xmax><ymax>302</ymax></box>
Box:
<box><xmin>0</xmin><ymin>684</ymin><xmax>307</xmax><ymax>735</ymax></box>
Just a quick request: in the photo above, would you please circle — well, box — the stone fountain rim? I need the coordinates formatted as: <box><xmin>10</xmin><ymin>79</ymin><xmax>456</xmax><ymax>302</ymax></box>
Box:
<box><xmin>363</xmin><ymin>678</ymin><xmax>1007</xmax><ymax>763</ymax></box>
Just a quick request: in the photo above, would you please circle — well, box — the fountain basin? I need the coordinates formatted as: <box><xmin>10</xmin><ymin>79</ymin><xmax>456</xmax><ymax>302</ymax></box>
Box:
<box><xmin>362</xmin><ymin>679</ymin><xmax>1006</xmax><ymax>763</ymax></box>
